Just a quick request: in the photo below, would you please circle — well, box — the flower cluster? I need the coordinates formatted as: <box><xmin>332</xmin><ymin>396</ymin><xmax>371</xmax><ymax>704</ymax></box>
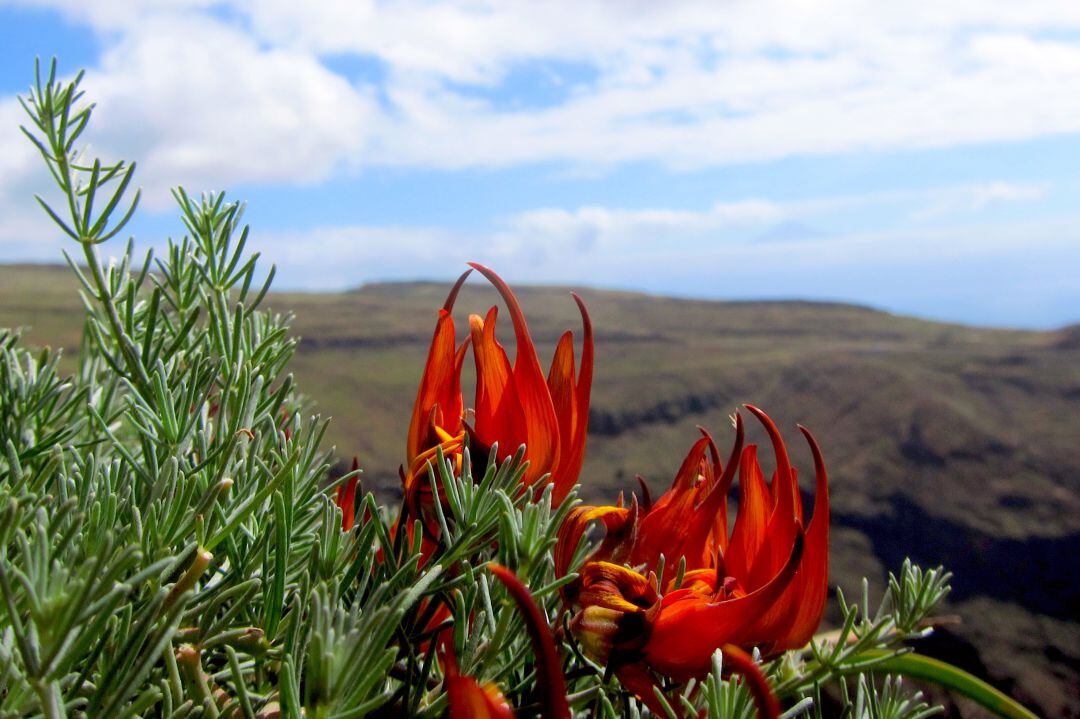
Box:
<box><xmin>396</xmin><ymin>267</ymin><xmax>829</xmax><ymax>717</ymax></box>
<box><xmin>397</xmin><ymin>263</ymin><xmax>593</xmax><ymax>558</ymax></box>
<box><xmin>557</xmin><ymin>408</ymin><xmax>829</xmax><ymax>715</ymax></box>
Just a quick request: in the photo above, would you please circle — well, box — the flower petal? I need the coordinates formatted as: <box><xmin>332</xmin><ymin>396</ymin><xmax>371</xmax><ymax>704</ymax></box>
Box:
<box><xmin>447</xmin><ymin>674</ymin><xmax>516</xmax><ymax>719</ymax></box>
<box><xmin>772</xmin><ymin>426</ymin><xmax>830</xmax><ymax>649</ymax></box>
<box><xmin>407</xmin><ymin>304</ymin><xmax>465</xmax><ymax>466</ymax></box>
<box><xmin>630</xmin><ymin>436</ymin><xmax>715</xmax><ymax>572</ymax></box>
<box><xmin>335</xmin><ymin>456</ymin><xmax>360</xmax><ymax>532</ymax></box>
<box><xmin>555</xmin><ymin>504</ymin><xmax>631</xmax><ymax>579</ymax></box>
<box><xmin>470</xmin><ymin>307</ymin><xmax>524</xmax><ymax>458</ymax></box>
<box><xmin>644</xmin><ymin>530</ymin><xmax>804</xmax><ymax>679</ymax></box>
<box><xmin>489</xmin><ymin>564</ymin><xmax>570</xmax><ymax>719</ymax></box>
<box><xmin>469</xmin><ymin>262</ymin><xmax>560</xmax><ymax>486</ymax></box>
<box><xmin>698</xmin><ymin>414</ymin><xmax>745</xmax><ymax>556</ymax></box>
<box><xmin>547</xmin><ymin>293</ymin><xmax>594</xmax><ymax>504</ymax></box>
<box><xmin>726</xmin><ymin>445</ymin><xmax>770</xmax><ymax>588</ymax></box>
<box><xmin>744</xmin><ymin>406</ymin><xmax>801</xmax><ymax>592</ymax></box>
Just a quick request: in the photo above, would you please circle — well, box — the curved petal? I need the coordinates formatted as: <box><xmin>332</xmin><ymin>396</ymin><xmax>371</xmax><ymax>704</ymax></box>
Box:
<box><xmin>406</xmin><ymin>270</ymin><xmax>471</xmax><ymax>465</ymax></box>
<box><xmin>720</xmin><ymin>644</ymin><xmax>781</xmax><ymax>719</ymax></box>
<box><xmin>725</xmin><ymin>445</ymin><xmax>770</xmax><ymax>588</ymax></box>
<box><xmin>447</xmin><ymin>674</ymin><xmax>516</xmax><ymax>719</ymax></box>
<box><xmin>578</xmin><ymin>561</ymin><xmax>658</xmax><ymax>612</ymax></box>
<box><xmin>547</xmin><ymin>293</ymin><xmax>594</xmax><ymax>504</ymax></box>
<box><xmin>772</xmin><ymin>426</ymin><xmax>830</xmax><ymax>649</ymax></box>
<box><xmin>489</xmin><ymin>564</ymin><xmax>570</xmax><ymax>719</ymax></box>
<box><xmin>644</xmin><ymin>530</ymin><xmax>804</xmax><ymax>680</ymax></box>
<box><xmin>407</xmin><ymin>308</ymin><xmax>464</xmax><ymax>466</ymax></box>
<box><xmin>630</xmin><ymin>436</ymin><xmax>715</xmax><ymax>572</ymax></box>
<box><xmin>744</xmin><ymin>406</ymin><xmax>800</xmax><ymax>592</ymax></box>
<box><xmin>700</xmin><ymin>414</ymin><xmax>744</xmax><ymax>556</ymax></box>
<box><xmin>555</xmin><ymin>504</ymin><xmax>631</xmax><ymax>579</ymax></box>
<box><xmin>546</xmin><ymin>331</ymin><xmax>579</xmax><ymax>497</ymax></box>
<box><xmin>469</xmin><ymin>263</ymin><xmax>560</xmax><ymax>485</ymax></box>
<box><xmin>470</xmin><ymin>307</ymin><xmax>526</xmax><ymax>461</ymax></box>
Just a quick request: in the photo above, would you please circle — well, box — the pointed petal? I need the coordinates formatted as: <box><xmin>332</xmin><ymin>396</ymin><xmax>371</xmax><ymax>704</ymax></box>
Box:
<box><xmin>720</xmin><ymin>645</ymin><xmax>781</xmax><ymax>719</ymax></box>
<box><xmin>773</xmin><ymin>427</ymin><xmax>830</xmax><ymax>649</ymax></box>
<box><xmin>336</xmin><ymin>457</ymin><xmax>360</xmax><ymax>532</ymax></box>
<box><xmin>469</xmin><ymin>263</ymin><xmax>560</xmax><ymax>485</ymax></box>
<box><xmin>644</xmin><ymin>531</ymin><xmax>804</xmax><ymax>679</ymax></box>
<box><xmin>550</xmin><ymin>292</ymin><xmax>595</xmax><ymax>504</ymax></box>
<box><xmin>447</xmin><ymin>674</ymin><xmax>516</xmax><ymax>719</ymax></box>
<box><xmin>744</xmin><ymin>406</ymin><xmax>800</xmax><ymax>591</ymax></box>
<box><xmin>407</xmin><ymin>308</ymin><xmax>464</xmax><ymax>464</ymax></box>
<box><xmin>699</xmin><ymin>414</ymin><xmax>744</xmax><ymax>555</ymax></box>
<box><xmin>546</xmin><ymin>330</ymin><xmax>580</xmax><ymax>502</ymax></box>
<box><xmin>630</xmin><ymin>437</ymin><xmax>715</xmax><ymax>572</ymax></box>
<box><xmin>744</xmin><ymin>405</ymin><xmax>792</xmax><ymax>493</ymax></box>
<box><xmin>489</xmin><ymin>564</ymin><xmax>570</xmax><ymax>719</ymax></box>
<box><xmin>470</xmin><ymin>307</ymin><xmax>523</xmax><ymax>458</ymax></box>
<box><xmin>726</xmin><ymin>445</ymin><xmax>770</xmax><ymax>587</ymax></box>
<box><xmin>636</xmin><ymin>475</ymin><xmax>654</xmax><ymax>512</ymax></box>
<box><xmin>443</xmin><ymin>268</ymin><xmax>473</xmax><ymax>312</ymax></box>
<box><xmin>555</xmin><ymin>505</ymin><xmax>630</xmax><ymax>579</ymax></box>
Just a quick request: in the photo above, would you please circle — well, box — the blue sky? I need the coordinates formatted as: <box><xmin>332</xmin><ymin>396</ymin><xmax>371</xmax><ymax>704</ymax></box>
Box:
<box><xmin>1</xmin><ymin>2</ymin><xmax>1079</xmax><ymax>328</ymax></box>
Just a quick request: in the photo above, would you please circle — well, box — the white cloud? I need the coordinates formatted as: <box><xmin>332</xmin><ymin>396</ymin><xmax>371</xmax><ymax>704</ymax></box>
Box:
<box><xmin>253</xmin><ymin>179</ymin><xmax>1071</xmax><ymax>287</ymax></box>
<box><xmin>87</xmin><ymin>15</ymin><xmax>378</xmax><ymax>207</ymax></box>
<box><xmin>0</xmin><ymin>8</ymin><xmax>379</xmax><ymax>254</ymax></box>
<box><xmin>217</xmin><ymin>1</ymin><xmax>1080</xmax><ymax>170</ymax></box>
<box><xmin>497</xmin><ymin>200</ymin><xmax>789</xmax><ymax>257</ymax></box>
<box><xmin>911</xmin><ymin>181</ymin><xmax>1050</xmax><ymax>221</ymax></box>
<box><xmin>5</xmin><ymin>0</ymin><xmax>1080</xmax><ymax>181</ymax></box>
<box><xmin>249</xmin><ymin>200</ymin><xmax>1080</xmax><ymax>326</ymax></box>
<box><xmin>968</xmin><ymin>181</ymin><xmax>1049</xmax><ymax>210</ymax></box>
<box><xmin>260</xmin><ymin>225</ymin><xmax>462</xmax><ymax>289</ymax></box>
<box><xmin>1</xmin><ymin>10</ymin><xmax>378</xmax><ymax>211</ymax></box>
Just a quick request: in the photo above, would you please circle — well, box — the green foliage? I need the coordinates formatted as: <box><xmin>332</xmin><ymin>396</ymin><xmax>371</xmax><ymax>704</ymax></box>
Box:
<box><xmin>0</xmin><ymin>60</ymin><xmax>1034</xmax><ymax>719</ymax></box>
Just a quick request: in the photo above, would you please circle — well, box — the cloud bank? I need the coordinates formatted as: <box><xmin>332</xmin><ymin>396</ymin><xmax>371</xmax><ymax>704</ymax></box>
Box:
<box><xmin>4</xmin><ymin>1</ymin><xmax>1080</xmax><ymax>195</ymax></box>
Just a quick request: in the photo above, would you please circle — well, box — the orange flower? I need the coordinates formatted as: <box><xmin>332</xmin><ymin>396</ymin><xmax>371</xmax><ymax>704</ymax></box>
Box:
<box><xmin>446</xmin><ymin>663</ymin><xmax>515</xmax><ymax>719</ymax></box>
<box><xmin>401</xmin><ymin>263</ymin><xmax>593</xmax><ymax>549</ymax></box>
<box><xmin>335</xmin><ymin>456</ymin><xmax>361</xmax><ymax>532</ymax></box>
<box><xmin>556</xmin><ymin>406</ymin><xmax>829</xmax><ymax>717</ymax></box>
<box><xmin>446</xmin><ymin>564</ymin><xmax>570</xmax><ymax>719</ymax></box>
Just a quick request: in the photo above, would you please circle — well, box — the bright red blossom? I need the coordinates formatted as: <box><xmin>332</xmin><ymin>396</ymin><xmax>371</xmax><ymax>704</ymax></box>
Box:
<box><xmin>401</xmin><ymin>264</ymin><xmax>593</xmax><ymax>550</ymax></box>
<box><xmin>334</xmin><ymin>456</ymin><xmax>361</xmax><ymax>532</ymax></box>
<box><xmin>556</xmin><ymin>406</ymin><xmax>830</xmax><ymax>716</ymax></box>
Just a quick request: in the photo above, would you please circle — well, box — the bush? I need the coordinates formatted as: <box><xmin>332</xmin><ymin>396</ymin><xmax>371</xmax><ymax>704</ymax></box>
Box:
<box><xmin>0</xmin><ymin>61</ymin><xmax>1034</xmax><ymax>719</ymax></box>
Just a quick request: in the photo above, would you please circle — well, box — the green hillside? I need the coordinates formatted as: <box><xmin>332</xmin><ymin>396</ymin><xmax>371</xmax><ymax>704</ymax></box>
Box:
<box><xmin>2</xmin><ymin>263</ymin><xmax>1078</xmax><ymax>717</ymax></box>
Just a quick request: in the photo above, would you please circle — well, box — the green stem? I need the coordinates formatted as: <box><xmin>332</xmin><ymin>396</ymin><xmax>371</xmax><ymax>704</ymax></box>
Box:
<box><xmin>80</xmin><ymin>240</ymin><xmax>153</xmax><ymax>393</ymax></box>
<box><xmin>859</xmin><ymin>650</ymin><xmax>1038</xmax><ymax>719</ymax></box>
<box><xmin>32</xmin><ymin>678</ymin><xmax>67</xmax><ymax>719</ymax></box>
<box><xmin>176</xmin><ymin>645</ymin><xmax>220</xmax><ymax>718</ymax></box>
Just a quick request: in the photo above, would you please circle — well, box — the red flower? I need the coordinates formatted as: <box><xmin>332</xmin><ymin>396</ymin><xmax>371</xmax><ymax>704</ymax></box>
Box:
<box><xmin>446</xmin><ymin>564</ymin><xmax>570</xmax><ymax>719</ymax></box>
<box><xmin>401</xmin><ymin>264</ymin><xmax>593</xmax><ymax>549</ymax></box>
<box><xmin>446</xmin><ymin>666</ymin><xmax>515</xmax><ymax>719</ymax></box>
<box><xmin>335</xmin><ymin>456</ymin><xmax>361</xmax><ymax>532</ymax></box>
<box><xmin>556</xmin><ymin>406</ymin><xmax>830</xmax><ymax>716</ymax></box>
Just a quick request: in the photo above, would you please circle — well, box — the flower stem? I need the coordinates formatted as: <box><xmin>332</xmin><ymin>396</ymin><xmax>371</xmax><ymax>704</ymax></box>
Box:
<box><xmin>31</xmin><ymin>678</ymin><xmax>67</xmax><ymax>719</ymax></box>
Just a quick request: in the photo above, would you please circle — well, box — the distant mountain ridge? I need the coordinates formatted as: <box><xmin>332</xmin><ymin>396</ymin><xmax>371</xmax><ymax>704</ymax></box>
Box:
<box><xmin>2</xmin><ymin>263</ymin><xmax>1077</xmax><ymax>717</ymax></box>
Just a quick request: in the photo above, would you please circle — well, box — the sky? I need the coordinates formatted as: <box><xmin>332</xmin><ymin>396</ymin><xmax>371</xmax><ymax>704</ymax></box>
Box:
<box><xmin>1</xmin><ymin>2</ymin><xmax>1079</xmax><ymax>328</ymax></box>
